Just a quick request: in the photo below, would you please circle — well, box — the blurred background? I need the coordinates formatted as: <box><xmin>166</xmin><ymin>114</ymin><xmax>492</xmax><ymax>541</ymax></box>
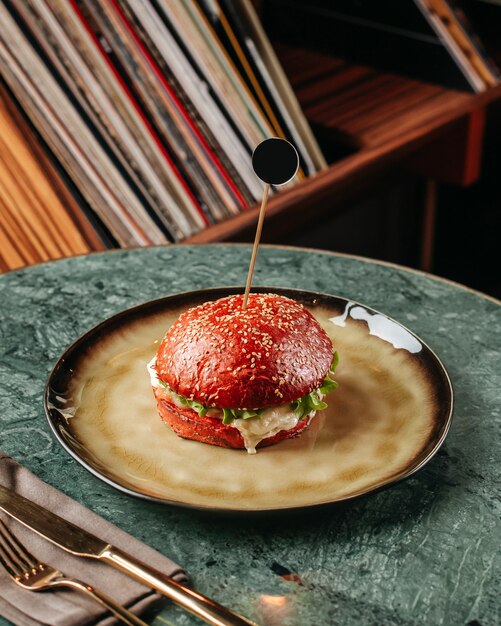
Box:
<box><xmin>1</xmin><ymin>0</ymin><xmax>500</xmax><ymax>297</ymax></box>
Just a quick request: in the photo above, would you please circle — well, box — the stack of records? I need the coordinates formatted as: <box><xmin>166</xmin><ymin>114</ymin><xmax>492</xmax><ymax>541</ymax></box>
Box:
<box><xmin>0</xmin><ymin>0</ymin><xmax>327</xmax><ymax>246</ymax></box>
<box><xmin>0</xmin><ymin>82</ymin><xmax>105</xmax><ymax>269</ymax></box>
<box><xmin>265</xmin><ymin>0</ymin><xmax>501</xmax><ymax>94</ymax></box>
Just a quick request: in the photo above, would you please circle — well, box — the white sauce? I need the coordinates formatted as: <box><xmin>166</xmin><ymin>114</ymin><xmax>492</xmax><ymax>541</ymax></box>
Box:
<box><xmin>147</xmin><ymin>357</ymin><xmax>160</xmax><ymax>388</ymax></box>
<box><xmin>232</xmin><ymin>405</ymin><xmax>315</xmax><ymax>455</ymax></box>
<box><xmin>147</xmin><ymin>357</ymin><xmax>320</xmax><ymax>454</ymax></box>
<box><xmin>147</xmin><ymin>357</ymin><xmax>187</xmax><ymax>410</ymax></box>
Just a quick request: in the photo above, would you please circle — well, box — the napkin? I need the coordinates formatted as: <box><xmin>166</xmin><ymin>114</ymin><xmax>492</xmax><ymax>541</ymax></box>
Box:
<box><xmin>0</xmin><ymin>453</ymin><xmax>186</xmax><ymax>626</ymax></box>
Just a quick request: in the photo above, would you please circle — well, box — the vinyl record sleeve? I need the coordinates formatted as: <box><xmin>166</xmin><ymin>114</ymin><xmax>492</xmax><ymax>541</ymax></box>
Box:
<box><xmin>96</xmin><ymin>0</ymin><xmax>249</xmax><ymax>220</ymax></box>
<box><xmin>117</xmin><ymin>0</ymin><xmax>263</xmax><ymax>201</ymax></box>
<box><xmin>110</xmin><ymin>2</ymin><xmax>254</xmax><ymax>207</ymax></box>
<box><xmin>106</xmin><ymin>0</ymin><xmax>255</xmax><ymax>210</ymax></box>
<box><xmin>414</xmin><ymin>0</ymin><xmax>486</xmax><ymax>91</ymax></box>
<box><xmin>160</xmin><ymin>0</ymin><xmax>271</xmax><ymax>148</ymax></box>
<box><xmin>2</xmin><ymin>81</ymin><xmax>113</xmax><ymax>248</ymax></box>
<box><xmin>0</xmin><ymin>3</ymin><xmax>169</xmax><ymax>247</ymax></box>
<box><xmin>112</xmin><ymin>0</ymin><xmax>252</xmax><ymax>207</ymax></box>
<box><xmin>0</xmin><ymin>81</ymin><xmax>107</xmax><ymax>260</ymax></box>
<box><xmin>231</xmin><ymin>0</ymin><xmax>327</xmax><ymax>171</ymax></box>
<box><xmin>205</xmin><ymin>0</ymin><xmax>315</xmax><ymax>176</ymax></box>
<box><xmin>23</xmin><ymin>0</ymin><xmax>203</xmax><ymax>238</ymax></box>
<box><xmin>199</xmin><ymin>0</ymin><xmax>288</xmax><ymax>138</ymax></box>
<box><xmin>76</xmin><ymin>0</ymin><xmax>223</xmax><ymax>224</ymax></box>
<box><xmin>43</xmin><ymin>0</ymin><xmax>207</xmax><ymax>236</ymax></box>
<box><xmin>424</xmin><ymin>0</ymin><xmax>498</xmax><ymax>87</ymax></box>
<box><xmin>10</xmin><ymin>0</ymin><xmax>183</xmax><ymax>240</ymax></box>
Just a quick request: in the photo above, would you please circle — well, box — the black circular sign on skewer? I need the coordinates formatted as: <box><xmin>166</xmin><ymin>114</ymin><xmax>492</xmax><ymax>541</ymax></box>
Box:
<box><xmin>252</xmin><ymin>137</ymin><xmax>299</xmax><ymax>186</ymax></box>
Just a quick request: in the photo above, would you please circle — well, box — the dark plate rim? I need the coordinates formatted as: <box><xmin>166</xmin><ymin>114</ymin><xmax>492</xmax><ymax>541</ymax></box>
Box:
<box><xmin>44</xmin><ymin>286</ymin><xmax>454</xmax><ymax>514</ymax></box>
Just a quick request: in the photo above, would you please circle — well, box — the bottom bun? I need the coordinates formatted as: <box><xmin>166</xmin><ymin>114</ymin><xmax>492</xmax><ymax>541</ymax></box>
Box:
<box><xmin>153</xmin><ymin>387</ymin><xmax>310</xmax><ymax>450</ymax></box>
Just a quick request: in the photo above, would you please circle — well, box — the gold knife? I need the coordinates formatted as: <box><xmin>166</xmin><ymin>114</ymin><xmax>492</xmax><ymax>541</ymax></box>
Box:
<box><xmin>0</xmin><ymin>485</ymin><xmax>258</xmax><ymax>626</ymax></box>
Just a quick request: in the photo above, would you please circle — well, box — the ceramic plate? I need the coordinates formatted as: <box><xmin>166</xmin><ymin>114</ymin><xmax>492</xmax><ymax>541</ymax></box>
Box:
<box><xmin>45</xmin><ymin>287</ymin><xmax>453</xmax><ymax>512</ymax></box>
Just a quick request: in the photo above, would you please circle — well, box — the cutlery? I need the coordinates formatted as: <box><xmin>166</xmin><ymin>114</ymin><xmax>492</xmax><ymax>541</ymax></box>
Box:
<box><xmin>0</xmin><ymin>485</ymin><xmax>259</xmax><ymax>626</ymax></box>
<box><xmin>0</xmin><ymin>518</ymin><xmax>147</xmax><ymax>626</ymax></box>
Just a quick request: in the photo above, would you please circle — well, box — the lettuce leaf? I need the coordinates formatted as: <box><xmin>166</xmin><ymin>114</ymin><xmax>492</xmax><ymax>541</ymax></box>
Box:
<box><xmin>222</xmin><ymin>407</ymin><xmax>265</xmax><ymax>425</ymax></box>
<box><xmin>158</xmin><ymin>381</ymin><xmax>209</xmax><ymax>417</ymax></box>
<box><xmin>331</xmin><ymin>350</ymin><xmax>340</xmax><ymax>373</ymax></box>
<box><xmin>158</xmin><ymin>351</ymin><xmax>339</xmax><ymax>424</ymax></box>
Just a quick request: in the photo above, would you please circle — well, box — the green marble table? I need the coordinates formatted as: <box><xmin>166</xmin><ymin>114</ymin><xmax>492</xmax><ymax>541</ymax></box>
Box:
<box><xmin>0</xmin><ymin>244</ymin><xmax>500</xmax><ymax>626</ymax></box>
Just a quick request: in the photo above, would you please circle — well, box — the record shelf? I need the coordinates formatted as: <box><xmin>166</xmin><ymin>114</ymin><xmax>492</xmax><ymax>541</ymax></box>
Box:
<box><xmin>1</xmin><ymin>5</ymin><xmax>501</xmax><ymax>272</ymax></box>
<box><xmin>186</xmin><ymin>42</ymin><xmax>501</xmax><ymax>247</ymax></box>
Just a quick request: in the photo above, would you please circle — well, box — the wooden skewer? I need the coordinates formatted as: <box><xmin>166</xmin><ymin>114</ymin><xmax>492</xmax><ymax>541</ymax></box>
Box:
<box><xmin>242</xmin><ymin>183</ymin><xmax>270</xmax><ymax>310</ymax></box>
<box><xmin>242</xmin><ymin>136</ymin><xmax>298</xmax><ymax>308</ymax></box>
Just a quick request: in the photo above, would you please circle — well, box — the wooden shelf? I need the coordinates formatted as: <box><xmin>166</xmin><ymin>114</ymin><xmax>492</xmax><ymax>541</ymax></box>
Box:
<box><xmin>277</xmin><ymin>44</ymin><xmax>473</xmax><ymax>149</ymax></box>
<box><xmin>1</xmin><ymin>40</ymin><xmax>500</xmax><ymax>269</ymax></box>
<box><xmin>186</xmin><ymin>43</ymin><xmax>501</xmax><ymax>244</ymax></box>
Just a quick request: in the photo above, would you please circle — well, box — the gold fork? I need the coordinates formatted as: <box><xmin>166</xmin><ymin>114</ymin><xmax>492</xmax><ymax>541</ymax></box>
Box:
<box><xmin>0</xmin><ymin>518</ymin><xmax>148</xmax><ymax>626</ymax></box>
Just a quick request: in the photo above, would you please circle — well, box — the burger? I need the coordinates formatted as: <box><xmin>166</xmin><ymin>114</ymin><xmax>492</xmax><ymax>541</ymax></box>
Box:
<box><xmin>148</xmin><ymin>293</ymin><xmax>338</xmax><ymax>454</ymax></box>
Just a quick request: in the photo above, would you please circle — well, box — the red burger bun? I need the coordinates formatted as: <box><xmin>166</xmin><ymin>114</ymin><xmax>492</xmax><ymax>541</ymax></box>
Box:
<box><xmin>153</xmin><ymin>387</ymin><xmax>311</xmax><ymax>450</ymax></box>
<box><xmin>155</xmin><ymin>293</ymin><xmax>333</xmax><ymax>409</ymax></box>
